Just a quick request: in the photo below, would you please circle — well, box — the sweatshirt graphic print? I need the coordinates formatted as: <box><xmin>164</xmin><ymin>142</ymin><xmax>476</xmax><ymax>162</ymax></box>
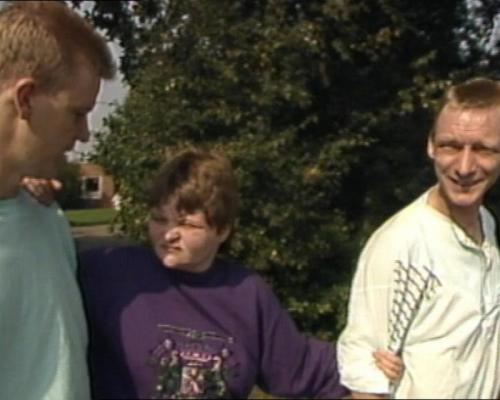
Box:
<box><xmin>150</xmin><ymin>324</ymin><xmax>234</xmax><ymax>399</ymax></box>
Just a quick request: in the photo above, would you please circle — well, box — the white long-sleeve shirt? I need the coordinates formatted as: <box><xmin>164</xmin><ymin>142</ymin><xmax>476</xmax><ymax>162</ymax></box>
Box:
<box><xmin>338</xmin><ymin>189</ymin><xmax>500</xmax><ymax>399</ymax></box>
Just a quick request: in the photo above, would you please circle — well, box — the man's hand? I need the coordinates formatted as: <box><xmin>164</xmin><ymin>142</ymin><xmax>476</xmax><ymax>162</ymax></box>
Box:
<box><xmin>21</xmin><ymin>177</ymin><xmax>62</xmax><ymax>206</ymax></box>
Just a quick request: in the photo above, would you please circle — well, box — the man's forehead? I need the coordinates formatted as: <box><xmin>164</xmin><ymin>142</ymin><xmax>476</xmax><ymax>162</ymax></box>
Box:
<box><xmin>55</xmin><ymin>66</ymin><xmax>100</xmax><ymax>103</ymax></box>
<box><xmin>436</xmin><ymin>106</ymin><xmax>500</xmax><ymax>131</ymax></box>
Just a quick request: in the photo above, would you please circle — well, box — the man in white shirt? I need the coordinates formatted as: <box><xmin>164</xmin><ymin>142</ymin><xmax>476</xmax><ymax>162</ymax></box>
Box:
<box><xmin>0</xmin><ymin>2</ymin><xmax>115</xmax><ymax>398</ymax></box>
<box><xmin>338</xmin><ymin>77</ymin><xmax>500</xmax><ymax>399</ymax></box>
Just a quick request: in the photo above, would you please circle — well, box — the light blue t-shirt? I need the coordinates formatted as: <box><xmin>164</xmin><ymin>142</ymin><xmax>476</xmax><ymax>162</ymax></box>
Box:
<box><xmin>0</xmin><ymin>190</ymin><xmax>90</xmax><ymax>399</ymax></box>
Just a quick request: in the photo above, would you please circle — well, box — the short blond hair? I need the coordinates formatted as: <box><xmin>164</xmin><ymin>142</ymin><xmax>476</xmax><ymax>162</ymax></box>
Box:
<box><xmin>430</xmin><ymin>77</ymin><xmax>500</xmax><ymax>138</ymax></box>
<box><xmin>0</xmin><ymin>1</ymin><xmax>115</xmax><ymax>90</ymax></box>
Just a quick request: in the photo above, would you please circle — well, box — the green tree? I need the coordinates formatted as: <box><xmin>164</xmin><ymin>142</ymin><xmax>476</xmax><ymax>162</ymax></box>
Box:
<box><xmin>69</xmin><ymin>0</ymin><xmax>170</xmax><ymax>83</ymax></box>
<box><xmin>91</xmin><ymin>0</ymin><xmax>498</xmax><ymax>338</ymax></box>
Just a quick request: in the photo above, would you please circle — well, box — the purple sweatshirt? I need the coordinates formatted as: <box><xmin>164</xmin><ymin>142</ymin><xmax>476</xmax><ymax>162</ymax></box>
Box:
<box><xmin>79</xmin><ymin>245</ymin><xmax>348</xmax><ymax>399</ymax></box>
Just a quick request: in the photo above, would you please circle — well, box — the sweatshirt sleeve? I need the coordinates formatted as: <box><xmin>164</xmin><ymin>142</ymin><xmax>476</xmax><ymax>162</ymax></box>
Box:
<box><xmin>337</xmin><ymin>227</ymin><xmax>398</xmax><ymax>395</ymax></box>
<box><xmin>254</xmin><ymin>277</ymin><xmax>348</xmax><ymax>399</ymax></box>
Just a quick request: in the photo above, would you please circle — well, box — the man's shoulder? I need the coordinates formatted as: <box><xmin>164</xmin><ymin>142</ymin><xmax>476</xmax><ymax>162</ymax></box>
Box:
<box><xmin>368</xmin><ymin>194</ymin><xmax>428</xmax><ymax>245</ymax></box>
<box><xmin>1</xmin><ymin>190</ymin><xmax>72</xmax><ymax>245</ymax></box>
<box><xmin>5</xmin><ymin>189</ymin><xmax>57</xmax><ymax>216</ymax></box>
<box><xmin>356</xmin><ymin>193</ymin><xmax>437</xmax><ymax>272</ymax></box>
<box><xmin>17</xmin><ymin>189</ymin><xmax>69</xmax><ymax>227</ymax></box>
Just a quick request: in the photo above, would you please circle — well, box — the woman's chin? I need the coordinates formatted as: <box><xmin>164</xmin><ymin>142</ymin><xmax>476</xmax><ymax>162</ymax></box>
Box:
<box><xmin>155</xmin><ymin>251</ymin><xmax>180</xmax><ymax>270</ymax></box>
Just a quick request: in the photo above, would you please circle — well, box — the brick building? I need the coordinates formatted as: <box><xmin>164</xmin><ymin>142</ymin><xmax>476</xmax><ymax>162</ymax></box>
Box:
<box><xmin>77</xmin><ymin>162</ymin><xmax>115</xmax><ymax>208</ymax></box>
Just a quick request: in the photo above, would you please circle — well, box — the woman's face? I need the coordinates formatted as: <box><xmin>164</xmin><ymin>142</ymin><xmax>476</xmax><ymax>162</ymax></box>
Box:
<box><xmin>147</xmin><ymin>202</ymin><xmax>229</xmax><ymax>273</ymax></box>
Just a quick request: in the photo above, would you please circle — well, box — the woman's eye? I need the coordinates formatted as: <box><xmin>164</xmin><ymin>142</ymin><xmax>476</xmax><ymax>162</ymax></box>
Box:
<box><xmin>181</xmin><ymin>220</ymin><xmax>203</xmax><ymax>229</ymax></box>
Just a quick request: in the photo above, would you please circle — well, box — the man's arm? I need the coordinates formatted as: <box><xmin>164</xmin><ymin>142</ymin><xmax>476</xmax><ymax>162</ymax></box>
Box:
<box><xmin>337</xmin><ymin>228</ymin><xmax>400</xmax><ymax>397</ymax></box>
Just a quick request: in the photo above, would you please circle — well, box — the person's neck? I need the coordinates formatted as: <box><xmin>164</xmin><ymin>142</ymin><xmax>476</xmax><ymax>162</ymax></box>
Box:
<box><xmin>427</xmin><ymin>185</ymin><xmax>483</xmax><ymax>244</ymax></box>
<box><xmin>0</xmin><ymin>99</ymin><xmax>22</xmax><ymax>199</ymax></box>
<box><xmin>0</xmin><ymin>163</ymin><xmax>21</xmax><ymax>199</ymax></box>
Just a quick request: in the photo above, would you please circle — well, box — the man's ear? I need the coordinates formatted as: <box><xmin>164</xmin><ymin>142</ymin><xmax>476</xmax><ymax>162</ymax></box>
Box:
<box><xmin>14</xmin><ymin>78</ymin><xmax>36</xmax><ymax>120</ymax></box>
<box><xmin>427</xmin><ymin>135</ymin><xmax>435</xmax><ymax>160</ymax></box>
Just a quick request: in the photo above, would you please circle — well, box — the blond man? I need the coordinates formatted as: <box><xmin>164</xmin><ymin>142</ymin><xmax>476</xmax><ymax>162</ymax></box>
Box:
<box><xmin>338</xmin><ymin>78</ymin><xmax>500</xmax><ymax>398</ymax></box>
<box><xmin>0</xmin><ymin>1</ymin><xmax>114</xmax><ymax>398</ymax></box>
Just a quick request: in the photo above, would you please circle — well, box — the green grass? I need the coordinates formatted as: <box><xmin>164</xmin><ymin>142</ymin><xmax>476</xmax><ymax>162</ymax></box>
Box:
<box><xmin>65</xmin><ymin>208</ymin><xmax>117</xmax><ymax>227</ymax></box>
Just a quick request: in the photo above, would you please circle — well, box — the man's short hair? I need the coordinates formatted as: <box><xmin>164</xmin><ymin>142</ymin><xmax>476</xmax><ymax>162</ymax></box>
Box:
<box><xmin>0</xmin><ymin>1</ymin><xmax>115</xmax><ymax>90</ymax></box>
<box><xmin>430</xmin><ymin>77</ymin><xmax>500</xmax><ymax>138</ymax></box>
<box><xmin>149</xmin><ymin>147</ymin><xmax>240</xmax><ymax>233</ymax></box>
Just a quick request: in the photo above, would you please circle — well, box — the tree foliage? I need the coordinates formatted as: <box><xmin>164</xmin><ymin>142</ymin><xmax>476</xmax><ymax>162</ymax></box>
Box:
<box><xmin>89</xmin><ymin>0</ymin><xmax>499</xmax><ymax>339</ymax></box>
<box><xmin>456</xmin><ymin>0</ymin><xmax>500</xmax><ymax>71</ymax></box>
<box><xmin>70</xmin><ymin>0</ymin><xmax>170</xmax><ymax>82</ymax></box>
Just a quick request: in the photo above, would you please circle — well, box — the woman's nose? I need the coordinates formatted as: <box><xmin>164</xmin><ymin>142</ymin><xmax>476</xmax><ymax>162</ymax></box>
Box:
<box><xmin>165</xmin><ymin>226</ymin><xmax>180</xmax><ymax>242</ymax></box>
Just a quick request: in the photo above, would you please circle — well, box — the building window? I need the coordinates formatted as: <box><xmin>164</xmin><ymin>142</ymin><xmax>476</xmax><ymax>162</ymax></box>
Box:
<box><xmin>81</xmin><ymin>176</ymin><xmax>102</xmax><ymax>200</ymax></box>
